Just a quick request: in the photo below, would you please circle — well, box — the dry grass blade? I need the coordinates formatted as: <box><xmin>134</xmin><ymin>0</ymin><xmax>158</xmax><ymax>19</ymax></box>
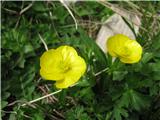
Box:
<box><xmin>2</xmin><ymin>7</ymin><xmax>18</xmax><ymax>14</ymax></box>
<box><xmin>98</xmin><ymin>1</ymin><xmax>141</xmax><ymax>27</ymax></box>
<box><xmin>38</xmin><ymin>33</ymin><xmax>49</xmax><ymax>51</ymax></box>
<box><xmin>21</xmin><ymin>90</ymin><xmax>62</xmax><ymax>107</ymax></box>
<box><xmin>59</xmin><ymin>0</ymin><xmax>78</xmax><ymax>29</ymax></box>
<box><xmin>20</xmin><ymin>1</ymin><xmax>34</xmax><ymax>15</ymax></box>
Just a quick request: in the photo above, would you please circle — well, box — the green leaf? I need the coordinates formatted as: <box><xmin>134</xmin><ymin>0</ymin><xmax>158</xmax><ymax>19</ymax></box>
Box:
<box><xmin>66</xmin><ymin>106</ymin><xmax>91</xmax><ymax>120</ymax></box>
<box><xmin>77</xmin><ymin>75</ymin><xmax>96</xmax><ymax>87</ymax></box>
<box><xmin>148</xmin><ymin>61</ymin><xmax>160</xmax><ymax>72</ymax></box>
<box><xmin>9</xmin><ymin>113</ymin><xmax>16</xmax><ymax>120</ymax></box>
<box><xmin>129</xmin><ymin>90</ymin><xmax>151</xmax><ymax>111</ymax></box>
<box><xmin>153</xmin><ymin>71</ymin><xmax>160</xmax><ymax>81</ymax></box>
<box><xmin>79</xmin><ymin>87</ymin><xmax>95</xmax><ymax>103</ymax></box>
<box><xmin>24</xmin><ymin>44</ymin><xmax>34</xmax><ymax>53</ymax></box>
<box><xmin>18</xmin><ymin>57</ymin><xmax>26</xmax><ymax>68</ymax></box>
<box><xmin>33</xmin><ymin>112</ymin><xmax>45</xmax><ymax>120</ymax></box>
<box><xmin>32</xmin><ymin>2</ymin><xmax>47</xmax><ymax>12</ymax></box>
<box><xmin>142</xmin><ymin>52</ymin><xmax>154</xmax><ymax>63</ymax></box>
<box><xmin>113</xmin><ymin>107</ymin><xmax>128</xmax><ymax>120</ymax></box>
<box><xmin>54</xmin><ymin>5</ymin><xmax>69</xmax><ymax>24</ymax></box>
<box><xmin>1</xmin><ymin>101</ymin><xmax>8</xmax><ymax>109</ymax></box>
<box><xmin>150</xmin><ymin>84</ymin><xmax>160</xmax><ymax>96</ymax></box>
<box><xmin>110</xmin><ymin>86</ymin><xmax>124</xmax><ymax>101</ymax></box>
<box><xmin>118</xmin><ymin>91</ymin><xmax>130</xmax><ymax>108</ymax></box>
<box><xmin>2</xmin><ymin>92</ymin><xmax>11</xmax><ymax>100</ymax></box>
<box><xmin>112</xmin><ymin>71</ymin><xmax>128</xmax><ymax>81</ymax></box>
<box><xmin>78</xmin><ymin>29</ymin><xmax>108</xmax><ymax>72</ymax></box>
<box><xmin>105</xmin><ymin>112</ymin><xmax>112</xmax><ymax>120</ymax></box>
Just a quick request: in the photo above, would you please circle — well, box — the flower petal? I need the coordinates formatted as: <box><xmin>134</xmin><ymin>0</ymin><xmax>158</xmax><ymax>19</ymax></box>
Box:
<box><xmin>107</xmin><ymin>34</ymin><xmax>142</xmax><ymax>64</ymax></box>
<box><xmin>55</xmin><ymin>56</ymin><xmax>86</xmax><ymax>88</ymax></box>
<box><xmin>40</xmin><ymin>49</ymin><xmax>64</xmax><ymax>80</ymax></box>
<box><xmin>55</xmin><ymin>73</ymin><xmax>81</xmax><ymax>88</ymax></box>
<box><xmin>40</xmin><ymin>45</ymin><xmax>87</xmax><ymax>88</ymax></box>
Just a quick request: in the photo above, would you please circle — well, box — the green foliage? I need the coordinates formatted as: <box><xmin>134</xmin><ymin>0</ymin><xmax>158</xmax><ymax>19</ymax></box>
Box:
<box><xmin>65</xmin><ymin>106</ymin><xmax>91</xmax><ymax>120</ymax></box>
<box><xmin>1</xmin><ymin>1</ymin><xmax>160</xmax><ymax>120</ymax></box>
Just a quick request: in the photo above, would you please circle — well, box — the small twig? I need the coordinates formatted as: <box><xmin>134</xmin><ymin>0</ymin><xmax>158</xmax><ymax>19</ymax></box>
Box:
<box><xmin>44</xmin><ymin>85</ymin><xmax>59</xmax><ymax>102</ymax></box>
<box><xmin>98</xmin><ymin>1</ymin><xmax>141</xmax><ymax>27</ymax></box>
<box><xmin>49</xmin><ymin>114</ymin><xmax>62</xmax><ymax>120</ymax></box>
<box><xmin>59</xmin><ymin>0</ymin><xmax>78</xmax><ymax>29</ymax></box>
<box><xmin>70</xmin><ymin>82</ymin><xmax>79</xmax><ymax>87</ymax></box>
<box><xmin>66</xmin><ymin>96</ymin><xmax>77</xmax><ymax>106</ymax></box>
<box><xmin>38</xmin><ymin>33</ymin><xmax>49</xmax><ymax>51</ymax></box>
<box><xmin>1</xmin><ymin>110</ymin><xmax>17</xmax><ymax>114</ymax></box>
<box><xmin>15</xmin><ymin>16</ymin><xmax>21</xmax><ymax>29</ymax></box>
<box><xmin>7</xmin><ymin>100</ymin><xmax>23</xmax><ymax>106</ymax></box>
<box><xmin>94</xmin><ymin>68</ymin><xmax>109</xmax><ymax>76</ymax></box>
<box><xmin>39</xmin><ymin>86</ymin><xmax>55</xmax><ymax>103</ymax></box>
<box><xmin>37</xmin><ymin>77</ymin><xmax>42</xmax><ymax>83</ymax></box>
<box><xmin>53</xmin><ymin>109</ymin><xmax>65</xmax><ymax>119</ymax></box>
<box><xmin>78</xmin><ymin>20</ymin><xmax>105</xmax><ymax>25</ymax></box>
<box><xmin>1</xmin><ymin>110</ymin><xmax>32</xmax><ymax>118</ymax></box>
<box><xmin>20</xmin><ymin>1</ymin><xmax>34</xmax><ymax>15</ymax></box>
<box><xmin>14</xmin><ymin>2</ymin><xmax>24</xmax><ymax>28</ymax></box>
<box><xmin>21</xmin><ymin>90</ymin><xmax>62</xmax><ymax>107</ymax></box>
<box><xmin>2</xmin><ymin>7</ymin><xmax>18</xmax><ymax>14</ymax></box>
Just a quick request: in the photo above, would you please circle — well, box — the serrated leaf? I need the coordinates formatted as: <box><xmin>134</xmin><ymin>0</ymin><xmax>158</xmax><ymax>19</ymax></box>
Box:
<box><xmin>79</xmin><ymin>87</ymin><xmax>94</xmax><ymax>103</ymax></box>
<box><xmin>66</xmin><ymin>106</ymin><xmax>91</xmax><ymax>120</ymax></box>
<box><xmin>113</xmin><ymin>107</ymin><xmax>128</xmax><ymax>120</ymax></box>
<box><xmin>129</xmin><ymin>90</ymin><xmax>151</xmax><ymax>111</ymax></box>
<box><xmin>112</xmin><ymin>71</ymin><xmax>128</xmax><ymax>81</ymax></box>
<box><xmin>118</xmin><ymin>91</ymin><xmax>130</xmax><ymax>108</ymax></box>
<box><xmin>110</xmin><ymin>87</ymin><xmax>124</xmax><ymax>101</ymax></box>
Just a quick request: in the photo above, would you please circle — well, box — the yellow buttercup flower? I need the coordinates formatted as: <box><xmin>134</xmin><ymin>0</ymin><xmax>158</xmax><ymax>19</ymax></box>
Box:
<box><xmin>40</xmin><ymin>45</ymin><xmax>86</xmax><ymax>89</ymax></box>
<box><xmin>106</xmin><ymin>34</ymin><xmax>142</xmax><ymax>63</ymax></box>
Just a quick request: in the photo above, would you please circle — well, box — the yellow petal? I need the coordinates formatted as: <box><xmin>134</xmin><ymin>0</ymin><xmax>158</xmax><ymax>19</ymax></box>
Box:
<box><xmin>55</xmin><ymin>77</ymin><xmax>76</xmax><ymax>89</ymax></box>
<box><xmin>119</xmin><ymin>40</ymin><xmax>142</xmax><ymax>63</ymax></box>
<box><xmin>40</xmin><ymin>45</ymin><xmax>87</xmax><ymax>88</ymax></box>
<box><xmin>55</xmin><ymin>56</ymin><xmax>86</xmax><ymax>88</ymax></box>
<box><xmin>106</xmin><ymin>34</ymin><xmax>142</xmax><ymax>64</ymax></box>
<box><xmin>70</xmin><ymin>56</ymin><xmax>86</xmax><ymax>75</ymax></box>
<box><xmin>40</xmin><ymin>68</ymin><xmax>64</xmax><ymax>80</ymax></box>
<box><xmin>40</xmin><ymin>49</ymin><xmax>64</xmax><ymax>81</ymax></box>
<box><xmin>119</xmin><ymin>55</ymin><xmax>141</xmax><ymax>63</ymax></box>
<box><xmin>55</xmin><ymin>73</ymin><xmax>81</xmax><ymax>88</ymax></box>
<box><xmin>56</xmin><ymin>45</ymin><xmax>78</xmax><ymax>62</ymax></box>
<box><xmin>107</xmin><ymin>34</ymin><xmax>130</xmax><ymax>57</ymax></box>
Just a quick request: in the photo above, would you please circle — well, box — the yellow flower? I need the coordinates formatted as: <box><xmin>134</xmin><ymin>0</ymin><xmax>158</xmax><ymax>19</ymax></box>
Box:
<box><xmin>40</xmin><ymin>45</ymin><xmax>86</xmax><ymax>89</ymax></box>
<box><xmin>106</xmin><ymin>34</ymin><xmax>142</xmax><ymax>63</ymax></box>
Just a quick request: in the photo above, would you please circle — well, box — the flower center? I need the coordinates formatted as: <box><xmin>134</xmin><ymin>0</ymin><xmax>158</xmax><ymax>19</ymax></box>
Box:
<box><xmin>63</xmin><ymin>66</ymin><xmax>71</xmax><ymax>73</ymax></box>
<box><xmin>60</xmin><ymin>61</ymin><xmax>71</xmax><ymax>73</ymax></box>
